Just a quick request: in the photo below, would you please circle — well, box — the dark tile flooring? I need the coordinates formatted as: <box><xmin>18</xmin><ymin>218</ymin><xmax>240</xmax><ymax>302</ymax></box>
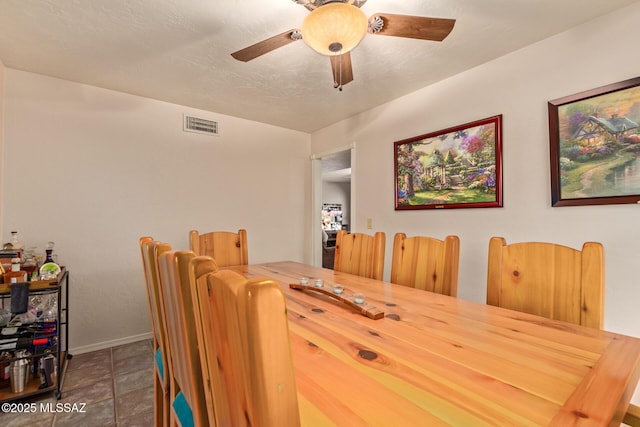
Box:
<box><xmin>0</xmin><ymin>339</ymin><xmax>154</xmax><ymax>426</ymax></box>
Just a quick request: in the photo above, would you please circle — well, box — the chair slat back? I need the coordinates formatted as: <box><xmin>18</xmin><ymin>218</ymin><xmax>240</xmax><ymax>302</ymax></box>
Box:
<box><xmin>139</xmin><ymin>237</ymin><xmax>172</xmax><ymax>426</ymax></box>
<box><xmin>194</xmin><ymin>269</ymin><xmax>300</xmax><ymax>426</ymax></box>
<box><xmin>139</xmin><ymin>239</ymin><xmax>172</xmax><ymax>385</ymax></box>
<box><xmin>190</xmin><ymin>256</ymin><xmax>231</xmax><ymax>426</ymax></box>
<box><xmin>189</xmin><ymin>229</ymin><xmax>248</xmax><ymax>267</ymax></box>
<box><xmin>486</xmin><ymin>237</ymin><xmax>604</xmax><ymax>329</ymax></box>
<box><xmin>333</xmin><ymin>230</ymin><xmax>385</xmax><ymax>280</ymax></box>
<box><xmin>390</xmin><ymin>233</ymin><xmax>460</xmax><ymax>297</ymax></box>
<box><xmin>158</xmin><ymin>250</ymin><xmax>212</xmax><ymax>427</ymax></box>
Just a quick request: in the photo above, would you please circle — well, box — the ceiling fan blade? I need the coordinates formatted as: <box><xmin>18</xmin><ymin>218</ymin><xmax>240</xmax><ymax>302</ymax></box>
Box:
<box><xmin>368</xmin><ymin>13</ymin><xmax>455</xmax><ymax>41</ymax></box>
<box><xmin>330</xmin><ymin>52</ymin><xmax>354</xmax><ymax>89</ymax></box>
<box><xmin>231</xmin><ymin>29</ymin><xmax>301</xmax><ymax>62</ymax></box>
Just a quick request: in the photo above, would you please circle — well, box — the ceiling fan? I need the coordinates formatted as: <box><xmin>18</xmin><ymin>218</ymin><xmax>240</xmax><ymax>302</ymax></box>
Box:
<box><xmin>231</xmin><ymin>0</ymin><xmax>456</xmax><ymax>90</ymax></box>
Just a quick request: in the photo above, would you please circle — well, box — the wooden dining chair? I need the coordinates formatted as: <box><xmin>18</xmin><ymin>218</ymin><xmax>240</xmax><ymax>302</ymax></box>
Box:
<box><xmin>390</xmin><ymin>233</ymin><xmax>460</xmax><ymax>297</ymax></box>
<box><xmin>192</xmin><ymin>268</ymin><xmax>300</xmax><ymax>426</ymax></box>
<box><xmin>485</xmin><ymin>237</ymin><xmax>640</xmax><ymax>424</ymax></box>
<box><xmin>189</xmin><ymin>256</ymin><xmax>230</xmax><ymax>426</ymax></box>
<box><xmin>157</xmin><ymin>250</ymin><xmax>212</xmax><ymax>427</ymax></box>
<box><xmin>139</xmin><ymin>237</ymin><xmax>173</xmax><ymax>427</ymax></box>
<box><xmin>333</xmin><ymin>230</ymin><xmax>386</xmax><ymax>280</ymax></box>
<box><xmin>189</xmin><ymin>229</ymin><xmax>248</xmax><ymax>267</ymax></box>
<box><xmin>625</xmin><ymin>404</ymin><xmax>640</xmax><ymax>427</ymax></box>
<box><xmin>486</xmin><ymin>237</ymin><xmax>604</xmax><ymax>329</ymax></box>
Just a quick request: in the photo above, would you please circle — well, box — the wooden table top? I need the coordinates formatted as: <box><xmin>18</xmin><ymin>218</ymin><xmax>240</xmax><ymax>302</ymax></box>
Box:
<box><xmin>226</xmin><ymin>261</ymin><xmax>640</xmax><ymax>427</ymax></box>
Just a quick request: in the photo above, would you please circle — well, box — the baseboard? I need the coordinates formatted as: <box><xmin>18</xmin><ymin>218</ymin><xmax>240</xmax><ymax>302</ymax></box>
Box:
<box><xmin>69</xmin><ymin>332</ymin><xmax>153</xmax><ymax>355</ymax></box>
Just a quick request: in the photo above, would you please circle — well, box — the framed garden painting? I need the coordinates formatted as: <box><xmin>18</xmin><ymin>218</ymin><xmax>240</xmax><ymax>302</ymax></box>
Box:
<box><xmin>549</xmin><ymin>76</ymin><xmax>640</xmax><ymax>206</ymax></box>
<box><xmin>394</xmin><ymin>115</ymin><xmax>503</xmax><ymax>210</ymax></box>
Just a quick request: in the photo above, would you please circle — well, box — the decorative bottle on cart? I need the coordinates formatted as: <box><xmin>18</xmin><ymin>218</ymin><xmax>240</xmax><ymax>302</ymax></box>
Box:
<box><xmin>3</xmin><ymin>258</ymin><xmax>28</xmax><ymax>284</ymax></box>
<box><xmin>44</xmin><ymin>242</ymin><xmax>55</xmax><ymax>264</ymax></box>
<box><xmin>39</xmin><ymin>242</ymin><xmax>60</xmax><ymax>280</ymax></box>
<box><xmin>6</xmin><ymin>231</ymin><xmax>25</xmax><ymax>259</ymax></box>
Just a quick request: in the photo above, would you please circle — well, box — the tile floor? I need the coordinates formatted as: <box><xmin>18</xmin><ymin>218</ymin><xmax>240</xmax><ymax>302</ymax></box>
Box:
<box><xmin>0</xmin><ymin>339</ymin><xmax>154</xmax><ymax>426</ymax></box>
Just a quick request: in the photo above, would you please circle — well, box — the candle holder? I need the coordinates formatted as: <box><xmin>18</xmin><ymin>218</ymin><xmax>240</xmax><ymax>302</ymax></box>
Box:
<box><xmin>289</xmin><ymin>283</ymin><xmax>383</xmax><ymax>320</ymax></box>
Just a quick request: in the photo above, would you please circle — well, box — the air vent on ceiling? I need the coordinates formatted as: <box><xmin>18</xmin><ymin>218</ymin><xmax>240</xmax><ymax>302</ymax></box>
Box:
<box><xmin>183</xmin><ymin>114</ymin><xmax>219</xmax><ymax>136</ymax></box>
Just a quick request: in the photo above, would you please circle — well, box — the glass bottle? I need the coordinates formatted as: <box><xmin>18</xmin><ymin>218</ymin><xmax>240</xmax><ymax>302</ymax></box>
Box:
<box><xmin>10</xmin><ymin>232</ymin><xmax>21</xmax><ymax>247</ymax></box>
<box><xmin>7</xmin><ymin>231</ymin><xmax>25</xmax><ymax>259</ymax></box>
<box><xmin>4</xmin><ymin>258</ymin><xmax>28</xmax><ymax>284</ymax></box>
<box><xmin>40</xmin><ymin>242</ymin><xmax>59</xmax><ymax>280</ymax></box>
<box><xmin>22</xmin><ymin>247</ymin><xmax>38</xmax><ymax>279</ymax></box>
<box><xmin>44</xmin><ymin>242</ymin><xmax>55</xmax><ymax>264</ymax></box>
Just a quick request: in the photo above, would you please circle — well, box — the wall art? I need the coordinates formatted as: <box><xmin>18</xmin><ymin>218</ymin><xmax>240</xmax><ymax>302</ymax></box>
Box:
<box><xmin>395</xmin><ymin>115</ymin><xmax>503</xmax><ymax>210</ymax></box>
<box><xmin>549</xmin><ymin>77</ymin><xmax>640</xmax><ymax>206</ymax></box>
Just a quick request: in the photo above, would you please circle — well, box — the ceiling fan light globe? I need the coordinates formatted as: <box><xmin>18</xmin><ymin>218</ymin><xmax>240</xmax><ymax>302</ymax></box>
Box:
<box><xmin>301</xmin><ymin>3</ymin><xmax>368</xmax><ymax>56</ymax></box>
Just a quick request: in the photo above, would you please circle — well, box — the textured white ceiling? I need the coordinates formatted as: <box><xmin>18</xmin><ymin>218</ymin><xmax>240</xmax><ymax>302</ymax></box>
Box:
<box><xmin>0</xmin><ymin>0</ymin><xmax>637</xmax><ymax>133</ymax></box>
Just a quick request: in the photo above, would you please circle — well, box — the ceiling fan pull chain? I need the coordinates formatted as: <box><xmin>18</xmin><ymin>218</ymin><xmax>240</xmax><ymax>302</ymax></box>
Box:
<box><xmin>338</xmin><ymin>52</ymin><xmax>343</xmax><ymax>91</ymax></box>
<box><xmin>334</xmin><ymin>52</ymin><xmax>343</xmax><ymax>91</ymax></box>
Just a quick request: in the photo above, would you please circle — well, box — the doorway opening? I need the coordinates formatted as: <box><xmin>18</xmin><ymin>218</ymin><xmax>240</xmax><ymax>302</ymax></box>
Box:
<box><xmin>311</xmin><ymin>146</ymin><xmax>354</xmax><ymax>267</ymax></box>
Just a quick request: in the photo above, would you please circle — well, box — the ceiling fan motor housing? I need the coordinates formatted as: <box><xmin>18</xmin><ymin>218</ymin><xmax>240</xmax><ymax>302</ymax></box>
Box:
<box><xmin>301</xmin><ymin>3</ymin><xmax>368</xmax><ymax>55</ymax></box>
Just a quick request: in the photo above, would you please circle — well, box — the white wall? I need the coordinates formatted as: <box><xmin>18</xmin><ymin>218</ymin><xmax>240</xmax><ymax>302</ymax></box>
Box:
<box><xmin>312</xmin><ymin>4</ymin><xmax>640</xmax><ymax>336</ymax></box>
<box><xmin>2</xmin><ymin>70</ymin><xmax>310</xmax><ymax>351</ymax></box>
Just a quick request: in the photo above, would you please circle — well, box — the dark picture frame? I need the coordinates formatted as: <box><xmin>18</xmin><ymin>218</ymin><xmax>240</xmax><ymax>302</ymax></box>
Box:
<box><xmin>394</xmin><ymin>115</ymin><xmax>503</xmax><ymax>210</ymax></box>
<box><xmin>548</xmin><ymin>76</ymin><xmax>640</xmax><ymax>207</ymax></box>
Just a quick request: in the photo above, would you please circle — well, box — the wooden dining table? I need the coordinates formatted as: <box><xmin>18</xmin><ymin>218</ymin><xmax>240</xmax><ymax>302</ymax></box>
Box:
<box><xmin>225</xmin><ymin>261</ymin><xmax>640</xmax><ymax>427</ymax></box>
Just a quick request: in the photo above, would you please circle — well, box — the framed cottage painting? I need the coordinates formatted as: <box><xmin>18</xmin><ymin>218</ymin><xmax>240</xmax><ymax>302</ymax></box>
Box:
<box><xmin>394</xmin><ymin>115</ymin><xmax>503</xmax><ymax>210</ymax></box>
<box><xmin>549</xmin><ymin>77</ymin><xmax>640</xmax><ymax>206</ymax></box>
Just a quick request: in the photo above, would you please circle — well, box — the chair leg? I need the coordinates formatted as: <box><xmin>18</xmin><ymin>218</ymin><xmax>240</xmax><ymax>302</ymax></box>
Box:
<box><xmin>624</xmin><ymin>403</ymin><xmax>640</xmax><ymax>427</ymax></box>
<box><xmin>153</xmin><ymin>375</ymin><xmax>165</xmax><ymax>427</ymax></box>
<box><xmin>164</xmin><ymin>394</ymin><xmax>174</xmax><ymax>427</ymax></box>
<box><xmin>153</xmin><ymin>373</ymin><xmax>174</xmax><ymax>427</ymax></box>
